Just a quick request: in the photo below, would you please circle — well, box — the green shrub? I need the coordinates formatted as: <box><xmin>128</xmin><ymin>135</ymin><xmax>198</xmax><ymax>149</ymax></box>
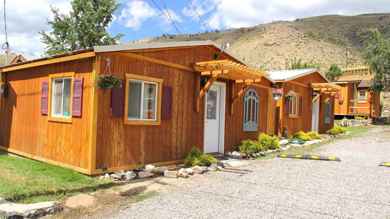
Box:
<box><xmin>239</xmin><ymin>140</ymin><xmax>261</xmax><ymax>155</ymax></box>
<box><xmin>307</xmin><ymin>131</ymin><xmax>321</xmax><ymax>140</ymax></box>
<box><xmin>184</xmin><ymin>147</ymin><xmax>217</xmax><ymax>167</ymax></box>
<box><xmin>293</xmin><ymin>131</ymin><xmax>312</xmax><ymax>141</ymax></box>
<box><xmin>327</xmin><ymin>126</ymin><xmax>346</xmax><ymax>136</ymax></box>
<box><xmin>258</xmin><ymin>133</ymin><xmax>280</xmax><ymax>150</ymax></box>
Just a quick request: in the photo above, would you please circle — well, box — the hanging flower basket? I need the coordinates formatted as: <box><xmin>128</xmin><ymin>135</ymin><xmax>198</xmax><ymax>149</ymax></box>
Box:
<box><xmin>98</xmin><ymin>75</ymin><xmax>122</xmax><ymax>89</ymax></box>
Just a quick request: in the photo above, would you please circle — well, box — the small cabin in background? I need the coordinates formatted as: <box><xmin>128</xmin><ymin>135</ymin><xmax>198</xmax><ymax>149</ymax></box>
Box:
<box><xmin>334</xmin><ymin>66</ymin><xmax>381</xmax><ymax>118</ymax></box>
<box><xmin>268</xmin><ymin>69</ymin><xmax>340</xmax><ymax>136</ymax></box>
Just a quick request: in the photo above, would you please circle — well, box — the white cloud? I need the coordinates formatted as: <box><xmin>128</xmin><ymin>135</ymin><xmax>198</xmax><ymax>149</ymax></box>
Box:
<box><xmin>118</xmin><ymin>1</ymin><xmax>183</xmax><ymax>32</ymax></box>
<box><xmin>182</xmin><ymin>0</ymin><xmax>390</xmax><ymax>30</ymax></box>
<box><xmin>0</xmin><ymin>0</ymin><xmax>71</xmax><ymax>59</ymax></box>
<box><xmin>118</xmin><ymin>1</ymin><xmax>157</xmax><ymax>30</ymax></box>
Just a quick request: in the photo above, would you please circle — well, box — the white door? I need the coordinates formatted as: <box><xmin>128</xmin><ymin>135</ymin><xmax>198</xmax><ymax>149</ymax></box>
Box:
<box><xmin>204</xmin><ymin>82</ymin><xmax>226</xmax><ymax>154</ymax></box>
<box><xmin>312</xmin><ymin>95</ymin><xmax>320</xmax><ymax>132</ymax></box>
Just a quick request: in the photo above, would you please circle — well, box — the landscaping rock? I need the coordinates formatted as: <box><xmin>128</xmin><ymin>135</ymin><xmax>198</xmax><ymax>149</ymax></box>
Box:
<box><xmin>229</xmin><ymin>151</ymin><xmax>242</xmax><ymax>159</ymax></box>
<box><xmin>65</xmin><ymin>194</ymin><xmax>96</xmax><ymax>209</ymax></box>
<box><xmin>0</xmin><ymin>201</ymin><xmax>62</xmax><ymax>218</ymax></box>
<box><xmin>221</xmin><ymin>159</ymin><xmax>249</xmax><ymax>168</ymax></box>
<box><xmin>144</xmin><ymin>164</ymin><xmax>156</xmax><ymax>172</ymax></box>
<box><xmin>177</xmin><ymin>168</ymin><xmax>189</xmax><ymax>178</ymax></box>
<box><xmin>184</xmin><ymin>168</ymin><xmax>194</xmax><ymax>175</ymax></box>
<box><xmin>124</xmin><ymin>171</ymin><xmax>137</xmax><ymax>181</ymax></box>
<box><xmin>192</xmin><ymin>165</ymin><xmax>208</xmax><ymax>174</ymax></box>
<box><xmin>0</xmin><ymin>198</ymin><xmax>5</xmax><ymax>204</ymax></box>
<box><xmin>151</xmin><ymin>167</ymin><xmax>169</xmax><ymax>176</ymax></box>
<box><xmin>279</xmin><ymin>139</ymin><xmax>289</xmax><ymax>145</ymax></box>
<box><xmin>137</xmin><ymin>171</ymin><xmax>155</xmax><ymax>179</ymax></box>
<box><xmin>164</xmin><ymin>170</ymin><xmax>178</xmax><ymax>178</ymax></box>
<box><xmin>110</xmin><ymin>172</ymin><xmax>124</xmax><ymax>181</ymax></box>
<box><xmin>207</xmin><ymin>163</ymin><xmax>218</xmax><ymax>171</ymax></box>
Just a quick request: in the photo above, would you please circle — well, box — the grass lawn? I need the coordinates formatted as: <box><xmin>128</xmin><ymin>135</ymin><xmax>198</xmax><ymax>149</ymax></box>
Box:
<box><xmin>0</xmin><ymin>151</ymin><xmax>113</xmax><ymax>203</ymax></box>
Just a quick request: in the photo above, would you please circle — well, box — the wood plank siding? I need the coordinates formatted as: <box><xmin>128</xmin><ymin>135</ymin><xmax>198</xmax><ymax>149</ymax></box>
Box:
<box><xmin>94</xmin><ymin>46</ymin><xmax>273</xmax><ymax>172</ymax></box>
<box><xmin>0</xmin><ymin>58</ymin><xmax>95</xmax><ymax>174</ymax></box>
<box><xmin>278</xmin><ymin>72</ymin><xmax>334</xmax><ymax>135</ymax></box>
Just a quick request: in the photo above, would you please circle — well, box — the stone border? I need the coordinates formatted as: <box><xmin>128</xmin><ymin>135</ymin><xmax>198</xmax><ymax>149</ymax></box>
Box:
<box><xmin>0</xmin><ymin>200</ymin><xmax>62</xmax><ymax>218</ymax></box>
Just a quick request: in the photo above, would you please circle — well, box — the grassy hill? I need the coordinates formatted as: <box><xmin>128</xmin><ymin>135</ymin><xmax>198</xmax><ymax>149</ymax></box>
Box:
<box><xmin>147</xmin><ymin>13</ymin><xmax>390</xmax><ymax>72</ymax></box>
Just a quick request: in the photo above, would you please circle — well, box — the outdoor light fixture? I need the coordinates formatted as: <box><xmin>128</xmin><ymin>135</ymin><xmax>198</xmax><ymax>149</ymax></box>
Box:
<box><xmin>272</xmin><ymin>87</ymin><xmax>283</xmax><ymax>100</ymax></box>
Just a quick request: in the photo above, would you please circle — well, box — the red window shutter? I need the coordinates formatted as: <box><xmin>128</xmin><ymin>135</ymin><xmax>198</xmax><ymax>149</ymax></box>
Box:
<box><xmin>162</xmin><ymin>86</ymin><xmax>172</xmax><ymax>120</ymax></box>
<box><xmin>72</xmin><ymin>78</ymin><xmax>84</xmax><ymax>117</ymax></box>
<box><xmin>299</xmin><ymin>96</ymin><xmax>303</xmax><ymax>116</ymax></box>
<box><xmin>111</xmin><ymin>81</ymin><xmax>124</xmax><ymax>117</ymax></box>
<box><xmin>41</xmin><ymin>81</ymin><xmax>49</xmax><ymax>115</ymax></box>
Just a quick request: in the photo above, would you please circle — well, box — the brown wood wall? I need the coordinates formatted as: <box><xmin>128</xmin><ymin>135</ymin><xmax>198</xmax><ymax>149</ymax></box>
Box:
<box><xmin>0</xmin><ymin>58</ymin><xmax>94</xmax><ymax>172</ymax></box>
<box><xmin>279</xmin><ymin>73</ymin><xmax>334</xmax><ymax>135</ymax></box>
<box><xmin>334</xmin><ymin>82</ymin><xmax>381</xmax><ymax>118</ymax></box>
<box><xmin>94</xmin><ymin>47</ymin><xmax>273</xmax><ymax>171</ymax></box>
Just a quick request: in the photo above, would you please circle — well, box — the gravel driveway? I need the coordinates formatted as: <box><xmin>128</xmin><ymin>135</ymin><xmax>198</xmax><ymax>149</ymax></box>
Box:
<box><xmin>111</xmin><ymin>126</ymin><xmax>390</xmax><ymax>219</ymax></box>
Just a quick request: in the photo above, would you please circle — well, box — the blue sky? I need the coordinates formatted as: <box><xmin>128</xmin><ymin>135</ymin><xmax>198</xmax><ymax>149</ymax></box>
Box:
<box><xmin>3</xmin><ymin>0</ymin><xmax>390</xmax><ymax>58</ymax></box>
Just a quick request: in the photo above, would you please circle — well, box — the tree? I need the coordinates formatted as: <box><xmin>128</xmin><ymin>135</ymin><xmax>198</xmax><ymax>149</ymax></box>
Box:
<box><xmin>41</xmin><ymin>0</ymin><xmax>122</xmax><ymax>56</ymax></box>
<box><xmin>364</xmin><ymin>29</ymin><xmax>390</xmax><ymax>91</ymax></box>
<box><xmin>326</xmin><ymin>64</ymin><xmax>343</xmax><ymax>81</ymax></box>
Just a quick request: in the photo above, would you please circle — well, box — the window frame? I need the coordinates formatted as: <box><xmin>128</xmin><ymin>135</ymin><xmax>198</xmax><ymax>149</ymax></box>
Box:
<box><xmin>288</xmin><ymin>92</ymin><xmax>300</xmax><ymax>118</ymax></box>
<box><xmin>358</xmin><ymin>89</ymin><xmax>368</xmax><ymax>102</ymax></box>
<box><xmin>243</xmin><ymin>88</ymin><xmax>259</xmax><ymax>132</ymax></box>
<box><xmin>124</xmin><ymin>73</ymin><xmax>163</xmax><ymax>126</ymax></box>
<box><xmin>324</xmin><ymin>98</ymin><xmax>332</xmax><ymax>125</ymax></box>
<box><xmin>48</xmin><ymin>72</ymin><xmax>74</xmax><ymax>123</ymax></box>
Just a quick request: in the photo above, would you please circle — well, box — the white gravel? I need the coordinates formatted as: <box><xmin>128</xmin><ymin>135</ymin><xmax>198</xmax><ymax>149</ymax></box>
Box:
<box><xmin>110</xmin><ymin>126</ymin><xmax>390</xmax><ymax>219</ymax></box>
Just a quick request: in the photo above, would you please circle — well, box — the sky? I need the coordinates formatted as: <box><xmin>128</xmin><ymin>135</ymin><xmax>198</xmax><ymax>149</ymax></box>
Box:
<box><xmin>2</xmin><ymin>0</ymin><xmax>390</xmax><ymax>58</ymax></box>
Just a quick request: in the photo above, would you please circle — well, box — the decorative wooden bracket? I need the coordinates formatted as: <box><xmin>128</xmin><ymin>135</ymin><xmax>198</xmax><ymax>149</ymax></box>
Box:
<box><xmin>230</xmin><ymin>82</ymin><xmax>252</xmax><ymax>115</ymax></box>
<box><xmin>195</xmin><ymin>74</ymin><xmax>218</xmax><ymax>112</ymax></box>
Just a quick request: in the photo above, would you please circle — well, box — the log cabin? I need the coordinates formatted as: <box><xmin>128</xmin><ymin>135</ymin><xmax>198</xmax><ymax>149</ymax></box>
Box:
<box><xmin>334</xmin><ymin>66</ymin><xmax>381</xmax><ymax>118</ymax></box>
<box><xmin>0</xmin><ymin>41</ymin><xmax>276</xmax><ymax>175</ymax></box>
<box><xmin>268</xmin><ymin>69</ymin><xmax>341</xmax><ymax>136</ymax></box>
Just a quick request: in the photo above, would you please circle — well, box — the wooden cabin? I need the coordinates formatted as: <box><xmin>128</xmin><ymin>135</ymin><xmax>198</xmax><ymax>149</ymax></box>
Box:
<box><xmin>268</xmin><ymin>69</ymin><xmax>340</xmax><ymax>136</ymax></box>
<box><xmin>0</xmin><ymin>41</ymin><xmax>276</xmax><ymax>175</ymax></box>
<box><xmin>334</xmin><ymin>66</ymin><xmax>381</xmax><ymax>118</ymax></box>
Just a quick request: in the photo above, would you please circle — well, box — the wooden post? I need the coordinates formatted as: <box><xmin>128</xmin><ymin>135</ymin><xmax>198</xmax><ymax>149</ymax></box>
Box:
<box><xmin>196</xmin><ymin>74</ymin><xmax>217</xmax><ymax>112</ymax></box>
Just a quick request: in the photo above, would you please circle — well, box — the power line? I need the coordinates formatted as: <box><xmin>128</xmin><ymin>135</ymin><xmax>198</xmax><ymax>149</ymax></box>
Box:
<box><xmin>2</xmin><ymin>0</ymin><xmax>9</xmax><ymax>63</ymax></box>
<box><xmin>149</xmin><ymin>0</ymin><xmax>182</xmax><ymax>34</ymax></box>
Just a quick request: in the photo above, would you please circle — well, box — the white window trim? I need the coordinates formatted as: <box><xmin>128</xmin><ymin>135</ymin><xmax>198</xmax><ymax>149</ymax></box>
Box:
<box><xmin>51</xmin><ymin>77</ymin><xmax>72</xmax><ymax>118</ymax></box>
<box><xmin>124</xmin><ymin>73</ymin><xmax>163</xmax><ymax>126</ymax></box>
<box><xmin>243</xmin><ymin>89</ymin><xmax>259</xmax><ymax>132</ymax></box>
<box><xmin>127</xmin><ymin>79</ymin><xmax>158</xmax><ymax>121</ymax></box>
<box><xmin>48</xmin><ymin>72</ymin><xmax>74</xmax><ymax>123</ymax></box>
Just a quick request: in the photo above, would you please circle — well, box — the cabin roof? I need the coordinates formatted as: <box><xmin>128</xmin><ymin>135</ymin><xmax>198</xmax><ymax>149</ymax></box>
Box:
<box><xmin>267</xmin><ymin>68</ymin><xmax>328</xmax><ymax>82</ymax></box>
<box><xmin>336</xmin><ymin>73</ymin><xmax>373</xmax><ymax>82</ymax></box>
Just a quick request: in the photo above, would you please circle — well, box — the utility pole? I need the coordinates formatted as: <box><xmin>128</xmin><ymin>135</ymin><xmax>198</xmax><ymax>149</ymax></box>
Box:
<box><xmin>2</xmin><ymin>0</ymin><xmax>9</xmax><ymax>64</ymax></box>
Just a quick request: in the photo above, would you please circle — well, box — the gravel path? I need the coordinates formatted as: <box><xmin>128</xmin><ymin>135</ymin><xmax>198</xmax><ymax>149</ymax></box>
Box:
<box><xmin>110</xmin><ymin>126</ymin><xmax>390</xmax><ymax>219</ymax></box>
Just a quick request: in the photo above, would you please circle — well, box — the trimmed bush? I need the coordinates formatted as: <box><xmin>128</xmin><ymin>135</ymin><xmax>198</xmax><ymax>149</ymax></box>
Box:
<box><xmin>327</xmin><ymin>126</ymin><xmax>346</xmax><ymax>136</ymax></box>
<box><xmin>239</xmin><ymin>140</ymin><xmax>261</xmax><ymax>155</ymax></box>
<box><xmin>184</xmin><ymin>147</ymin><xmax>218</xmax><ymax>167</ymax></box>
<box><xmin>293</xmin><ymin>131</ymin><xmax>312</xmax><ymax>141</ymax></box>
<box><xmin>307</xmin><ymin>131</ymin><xmax>321</xmax><ymax>140</ymax></box>
<box><xmin>258</xmin><ymin>133</ymin><xmax>280</xmax><ymax>150</ymax></box>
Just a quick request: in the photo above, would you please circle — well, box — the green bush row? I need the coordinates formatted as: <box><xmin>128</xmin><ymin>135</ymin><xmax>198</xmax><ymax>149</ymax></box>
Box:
<box><xmin>184</xmin><ymin>147</ymin><xmax>218</xmax><ymax>167</ymax></box>
<box><xmin>292</xmin><ymin>131</ymin><xmax>321</xmax><ymax>142</ymax></box>
<box><xmin>327</xmin><ymin>125</ymin><xmax>346</xmax><ymax>136</ymax></box>
<box><xmin>238</xmin><ymin>133</ymin><xmax>280</xmax><ymax>156</ymax></box>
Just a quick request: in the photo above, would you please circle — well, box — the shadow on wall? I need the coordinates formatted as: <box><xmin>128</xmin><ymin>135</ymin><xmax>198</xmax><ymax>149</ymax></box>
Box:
<box><xmin>0</xmin><ymin>81</ymin><xmax>16</xmax><ymax>148</ymax></box>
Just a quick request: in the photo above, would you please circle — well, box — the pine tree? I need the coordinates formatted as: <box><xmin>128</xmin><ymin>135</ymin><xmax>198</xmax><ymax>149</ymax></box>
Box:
<box><xmin>41</xmin><ymin>0</ymin><xmax>122</xmax><ymax>56</ymax></box>
<box><xmin>326</xmin><ymin>64</ymin><xmax>343</xmax><ymax>81</ymax></box>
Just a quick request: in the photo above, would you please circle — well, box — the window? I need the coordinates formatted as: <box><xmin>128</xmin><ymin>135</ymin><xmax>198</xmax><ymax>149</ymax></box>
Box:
<box><xmin>125</xmin><ymin>74</ymin><xmax>163</xmax><ymax>125</ymax></box>
<box><xmin>358</xmin><ymin>90</ymin><xmax>367</xmax><ymax>102</ymax></box>
<box><xmin>287</xmin><ymin>92</ymin><xmax>299</xmax><ymax>117</ymax></box>
<box><xmin>243</xmin><ymin>89</ymin><xmax>259</xmax><ymax>132</ymax></box>
<box><xmin>49</xmin><ymin>74</ymin><xmax>73</xmax><ymax>122</ymax></box>
<box><xmin>324</xmin><ymin>98</ymin><xmax>332</xmax><ymax>124</ymax></box>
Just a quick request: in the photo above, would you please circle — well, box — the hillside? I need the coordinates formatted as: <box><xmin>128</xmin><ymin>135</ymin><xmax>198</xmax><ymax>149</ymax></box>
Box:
<box><xmin>148</xmin><ymin>13</ymin><xmax>390</xmax><ymax>72</ymax></box>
